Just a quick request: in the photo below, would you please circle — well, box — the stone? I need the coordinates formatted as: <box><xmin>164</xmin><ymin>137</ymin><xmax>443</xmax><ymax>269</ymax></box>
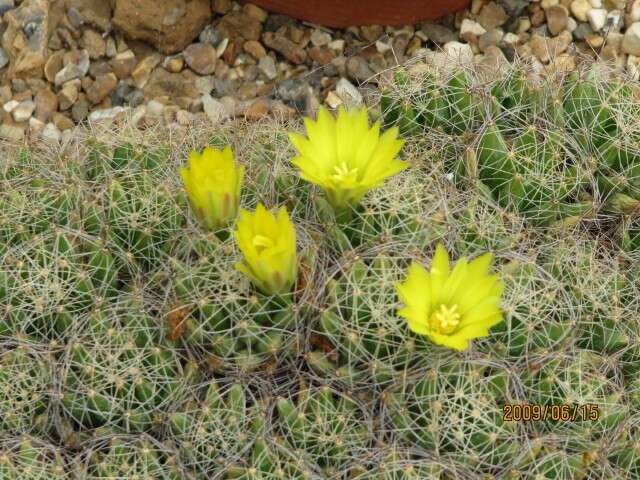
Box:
<box><xmin>163</xmin><ymin>55</ymin><xmax>184</xmax><ymax>73</ymax></box>
<box><xmin>258</xmin><ymin>55</ymin><xmax>278</xmax><ymax>79</ymax></box>
<box><xmin>41</xmin><ymin>123</ymin><xmax>61</xmax><ymax>142</ymax></box>
<box><xmin>12</xmin><ymin>99</ymin><xmax>35</xmax><ymax>122</ymax></box>
<box><xmin>570</xmin><ymin>0</ymin><xmax>591</xmax><ymax>22</ymax></box>
<box><xmin>328</xmin><ymin>39</ymin><xmax>345</xmax><ymax>53</ymax></box>
<box><xmin>66</xmin><ymin>0</ymin><xmax>111</xmax><ymax>32</ymax></box>
<box><xmin>34</xmin><ymin>87</ymin><xmax>57</xmax><ymax>122</ymax></box>
<box><xmin>197</xmin><ymin>26</ymin><xmax>219</xmax><ymax>48</ymax></box>
<box><xmin>420</xmin><ymin>22</ymin><xmax>457</xmax><ymax>44</ymax></box>
<box><xmin>346</xmin><ymin>56</ymin><xmax>375</xmax><ymax>82</ymax></box>
<box><xmin>0</xmin><ymin>122</ymin><xmax>25</xmax><ymax>141</ymax></box>
<box><xmin>212</xmin><ymin>0</ymin><xmax>232</xmax><ymax>14</ymax></box>
<box><xmin>477</xmin><ymin>2</ymin><xmax>509</xmax><ymax>30</ymax></box>
<box><xmin>335</xmin><ymin>77</ymin><xmax>363</xmax><ymax>108</ymax></box>
<box><xmin>82</xmin><ymin>29</ymin><xmax>106</xmax><ymax>59</ymax></box>
<box><xmin>262</xmin><ymin>32</ymin><xmax>307</xmax><ymax>64</ymax></box>
<box><xmin>607</xmin><ymin>10</ymin><xmax>623</xmax><ymax>33</ymax></box>
<box><xmin>310</xmin><ymin>30</ymin><xmax>332</xmax><ymax>47</ymax></box>
<box><xmin>375</xmin><ymin>40</ymin><xmax>392</xmax><ymax>53</ymax></box>
<box><xmin>1</xmin><ymin>0</ymin><xmax>50</xmax><ymax>78</ymax></box>
<box><xmin>54</xmin><ymin>64</ymin><xmax>82</xmax><ymax>87</ymax></box>
<box><xmin>0</xmin><ymin>48</ymin><xmax>8</xmax><ymax>69</ymax></box>
<box><xmin>143</xmin><ymin>68</ymin><xmax>200</xmax><ymax>101</ymax></box>
<box><xmin>183</xmin><ymin>43</ymin><xmax>218</xmax><ymax>75</ymax></box>
<box><xmin>243</xmin><ymin>3</ymin><xmax>268</xmax><ymax>23</ymax></box>
<box><xmin>71</xmin><ymin>99</ymin><xmax>89</xmax><ymax>122</ymax></box>
<box><xmin>111</xmin><ymin>50</ymin><xmax>137</xmax><ymax>79</ymax></box>
<box><xmin>54</xmin><ymin>49</ymin><xmax>90</xmax><ymax>87</ymax></box>
<box><xmin>202</xmin><ymin>93</ymin><xmax>230</xmax><ymax>124</ymax></box>
<box><xmin>587</xmin><ymin>8</ymin><xmax>607</xmax><ymax>31</ymax></box>
<box><xmin>546</xmin><ymin>5</ymin><xmax>569</xmax><ymax>35</ymax></box>
<box><xmin>237</xmin><ymin>82</ymin><xmax>258</xmax><ymax>100</ymax></box>
<box><xmin>131</xmin><ymin>54</ymin><xmax>162</xmax><ymax>89</ymax></box>
<box><xmin>529</xmin><ymin>31</ymin><xmax>572</xmax><ymax>62</ymax></box>
<box><xmin>495</xmin><ymin>0</ymin><xmax>530</xmax><ymax>17</ymax></box>
<box><xmin>176</xmin><ymin>109</ymin><xmax>195</xmax><ymax>125</ymax></box>
<box><xmin>443</xmin><ymin>41</ymin><xmax>475</xmax><ymax>64</ymax></box>
<box><xmin>88</xmin><ymin>106</ymin><xmax>125</xmax><ymax>122</ymax></box>
<box><xmin>3</xmin><ymin>100</ymin><xmax>18</xmax><ymax>113</ymax></box>
<box><xmin>89</xmin><ymin>60</ymin><xmax>113</xmax><ymax>77</ymax></box>
<box><xmin>244</xmin><ymin>98</ymin><xmax>269</xmax><ymax>120</ymax></box>
<box><xmin>479</xmin><ymin>29</ymin><xmax>504</xmax><ymax>51</ymax></box>
<box><xmin>0</xmin><ymin>0</ymin><xmax>15</xmax><ymax>17</ymax></box>
<box><xmin>623</xmin><ymin>22</ymin><xmax>640</xmax><ymax>56</ymax></box>
<box><xmin>112</xmin><ymin>0</ymin><xmax>211</xmax><ymax>54</ymax></box>
<box><xmin>276</xmin><ymin>77</ymin><xmax>315</xmax><ymax>115</ymax></box>
<box><xmin>44</xmin><ymin>51</ymin><xmax>63</xmax><ymax>83</ymax></box>
<box><xmin>28</xmin><ymin>117</ymin><xmax>44</xmax><ymax>136</ymax></box>
<box><xmin>360</xmin><ymin>25</ymin><xmax>384</xmax><ymax>42</ymax></box>
<box><xmin>58</xmin><ymin>83</ymin><xmax>78</xmax><ymax>110</ymax></box>
<box><xmin>573</xmin><ymin>22</ymin><xmax>594</xmax><ymax>41</ymax></box>
<box><xmin>325</xmin><ymin>90</ymin><xmax>342</xmax><ymax>108</ymax></box>
<box><xmin>308</xmin><ymin>47</ymin><xmax>333</xmax><ymax>65</ymax></box>
<box><xmin>243</xmin><ymin>40</ymin><xmax>266</xmax><ymax>59</ymax></box>
<box><xmin>460</xmin><ymin>19</ymin><xmax>486</xmax><ymax>43</ymax></box>
<box><xmin>632</xmin><ymin>0</ymin><xmax>640</xmax><ymax>23</ymax></box>
<box><xmin>66</xmin><ymin>6</ymin><xmax>83</xmax><ymax>29</ymax></box>
<box><xmin>86</xmin><ymin>73</ymin><xmax>117</xmax><ymax>104</ymax></box>
<box><xmin>217</xmin><ymin>12</ymin><xmax>263</xmax><ymax>42</ymax></box>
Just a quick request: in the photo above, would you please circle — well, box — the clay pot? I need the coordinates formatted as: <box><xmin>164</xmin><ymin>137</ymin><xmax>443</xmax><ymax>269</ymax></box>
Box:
<box><xmin>241</xmin><ymin>0</ymin><xmax>471</xmax><ymax>28</ymax></box>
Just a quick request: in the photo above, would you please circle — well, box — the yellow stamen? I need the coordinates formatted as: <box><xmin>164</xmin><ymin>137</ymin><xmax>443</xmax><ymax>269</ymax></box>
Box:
<box><xmin>430</xmin><ymin>304</ymin><xmax>461</xmax><ymax>334</ymax></box>
<box><xmin>252</xmin><ymin>235</ymin><xmax>274</xmax><ymax>252</ymax></box>
<box><xmin>331</xmin><ymin>162</ymin><xmax>359</xmax><ymax>184</ymax></box>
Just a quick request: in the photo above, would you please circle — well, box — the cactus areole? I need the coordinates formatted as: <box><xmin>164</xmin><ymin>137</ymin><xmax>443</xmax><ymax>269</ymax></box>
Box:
<box><xmin>241</xmin><ymin>0</ymin><xmax>471</xmax><ymax>27</ymax></box>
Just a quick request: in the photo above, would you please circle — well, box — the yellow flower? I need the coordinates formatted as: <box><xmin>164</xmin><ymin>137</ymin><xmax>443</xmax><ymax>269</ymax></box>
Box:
<box><xmin>179</xmin><ymin>146</ymin><xmax>244</xmax><ymax>230</ymax></box>
<box><xmin>395</xmin><ymin>244</ymin><xmax>505</xmax><ymax>351</ymax></box>
<box><xmin>288</xmin><ymin>105</ymin><xmax>408</xmax><ymax>210</ymax></box>
<box><xmin>233</xmin><ymin>203</ymin><xmax>298</xmax><ymax>295</ymax></box>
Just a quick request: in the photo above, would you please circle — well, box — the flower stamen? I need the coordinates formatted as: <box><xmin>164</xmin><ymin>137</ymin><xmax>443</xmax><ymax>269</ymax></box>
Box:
<box><xmin>430</xmin><ymin>304</ymin><xmax>461</xmax><ymax>334</ymax></box>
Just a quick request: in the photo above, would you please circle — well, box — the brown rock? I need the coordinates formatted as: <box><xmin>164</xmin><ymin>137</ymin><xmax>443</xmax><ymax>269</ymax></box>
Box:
<box><xmin>1</xmin><ymin>0</ymin><xmax>50</xmax><ymax>78</ymax></box>
<box><xmin>111</xmin><ymin>50</ymin><xmax>137</xmax><ymax>79</ymax></box>
<box><xmin>217</xmin><ymin>12</ymin><xmax>263</xmax><ymax>42</ymax></box>
<box><xmin>86</xmin><ymin>73</ymin><xmax>117</xmax><ymax>104</ymax></box>
<box><xmin>243</xmin><ymin>40</ymin><xmax>267</xmax><ymax>59</ymax></box>
<box><xmin>237</xmin><ymin>82</ymin><xmax>258</xmax><ymax>100</ymax></box>
<box><xmin>131</xmin><ymin>53</ymin><xmax>162</xmax><ymax>89</ymax></box>
<box><xmin>183</xmin><ymin>43</ymin><xmax>218</xmax><ymax>75</ymax></box>
<box><xmin>112</xmin><ymin>0</ymin><xmax>211</xmax><ymax>54</ymax></box>
<box><xmin>529</xmin><ymin>31</ymin><xmax>572</xmax><ymax>63</ymax></box>
<box><xmin>81</xmin><ymin>75</ymin><xmax>93</xmax><ymax>92</ymax></box>
<box><xmin>66</xmin><ymin>0</ymin><xmax>112</xmax><ymax>32</ymax></box>
<box><xmin>242</xmin><ymin>4</ymin><xmax>268</xmax><ymax>23</ymax></box>
<box><xmin>360</xmin><ymin>25</ymin><xmax>384</xmax><ymax>42</ymax></box>
<box><xmin>262</xmin><ymin>32</ymin><xmax>307</xmax><ymax>64</ymax></box>
<box><xmin>142</xmin><ymin>68</ymin><xmax>200</xmax><ymax>100</ymax></box>
<box><xmin>212</xmin><ymin>0</ymin><xmax>232</xmax><ymax>14</ymax></box>
<box><xmin>52</xmin><ymin>112</ymin><xmax>74</xmax><ymax>131</ymax></box>
<box><xmin>163</xmin><ymin>55</ymin><xmax>184</xmax><ymax>73</ymax></box>
<box><xmin>71</xmin><ymin>99</ymin><xmax>89</xmax><ymax>122</ymax></box>
<box><xmin>89</xmin><ymin>60</ymin><xmax>113</xmax><ymax>77</ymax></box>
<box><xmin>477</xmin><ymin>2</ymin><xmax>509</xmax><ymax>30</ymax></box>
<box><xmin>44</xmin><ymin>51</ymin><xmax>64</xmax><ymax>83</ymax></box>
<box><xmin>82</xmin><ymin>29</ymin><xmax>106</xmax><ymax>59</ymax></box>
<box><xmin>58</xmin><ymin>82</ymin><xmax>79</xmax><ymax>110</ymax></box>
<box><xmin>269</xmin><ymin>101</ymin><xmax>296</xmax><ymax>120</ymax></box>
<box><xmin>308</xmin><ymin>47</ymin><xmax>333</xmax><ymax>65</ymax></box>
<box><xmin>546</xmin><ymin>4</ymin><xmax>569</xmax><ymax>35</ymax></box>
<box><xmin>244</xmin><ymin>97</ymin><xmax>269</xmax><ymax>120</ymax></box>
<box><xmin>34</xmin><ymin>87</ymin><xmax>58</xmax><ymax>123</ymax></box>
<box><xmin>222</xmin><ymin>40</ymin><xmax>241</xmax><ymax>65</ymax></box>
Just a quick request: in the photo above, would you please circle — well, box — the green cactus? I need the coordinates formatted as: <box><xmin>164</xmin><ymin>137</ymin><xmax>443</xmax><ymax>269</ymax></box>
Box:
<box><xmin>59</xmin><ymin>294</ymin><xmax>196</xmax><ymax>433</ymax></box>
<box><xmin>274</xmin><ymin>382</ymin><xmax>373</xmax><ymax>476</ymax></box>
<box><xmin>168</xmin><ymin>381</ymin><xmax>263</xmax><ymax>478</ymax></box>
<box><xmin>383</xmin><ymin>359</ymin><xmax>519</xmax><ymax>473</ymax></box>
<box><xmin>0</xmin><ymin>346</ymin><xmax>55</xmax><ymax>438</ymax></box>
<box><xmin>0</xmin><ymin>437</ymin><xmax>67</xmax><ymax>480</ymax></box>
<box><xmin>72</xmin><ymin>434</ymin><xmax>185</xmax><ymax>480</ymax></box>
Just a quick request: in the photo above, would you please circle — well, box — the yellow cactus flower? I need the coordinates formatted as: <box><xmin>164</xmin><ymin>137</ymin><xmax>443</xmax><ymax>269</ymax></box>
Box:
<box><xmin>395</xmin><ymin>244</ymin><xmax>505</xmax><ymax>351</ymax></box>
<box><xmin>288</xmin><ymin>105</ymin><xmax>408</xmax><ymax>210</ymax></box>
<box><xmin>179</xmin><ymin>145</ymin><xmax>244</xmax><ymax>230</ymax></box>
<box><xmin>233</xmin><ymin>203</ymin><xmax>298</xmax><ymax>295</ymax></box>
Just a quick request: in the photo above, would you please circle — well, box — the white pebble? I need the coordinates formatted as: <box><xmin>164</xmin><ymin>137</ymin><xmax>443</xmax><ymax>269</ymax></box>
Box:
<box><xmin>587</xmin><ymin>8</ymin><xmax>607</xmax><ymax>32</ymax></box>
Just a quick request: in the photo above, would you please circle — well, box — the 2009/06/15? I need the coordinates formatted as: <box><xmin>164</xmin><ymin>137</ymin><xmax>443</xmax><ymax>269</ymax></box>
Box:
<box><xmin>502</xmin><ymin>404</ymin><xmax>599</xmax><ymax>422</ymax></box>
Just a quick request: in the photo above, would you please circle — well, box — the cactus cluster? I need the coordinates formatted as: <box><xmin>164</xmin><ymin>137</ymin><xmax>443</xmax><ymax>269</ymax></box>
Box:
<box><xmin>1</xmin><ymin>54</ymin><xmax>640</xmax><ymax>480</ymax></box>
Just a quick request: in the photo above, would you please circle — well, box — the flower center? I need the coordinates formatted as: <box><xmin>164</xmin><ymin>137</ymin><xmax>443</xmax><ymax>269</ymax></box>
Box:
<box><xmin>252</xmin><ymin>234</ymin><xmax>275</xmax><ymax>253</ymax></box>
<box><xmin>331</xmin><ymin>162</ymin><xmax>359</xmax><ymax>185</ymax></box>
<box><xmin>430</xmin><ymin>304</ymin><xmax>461</xmax><ymax>335</ymax></box>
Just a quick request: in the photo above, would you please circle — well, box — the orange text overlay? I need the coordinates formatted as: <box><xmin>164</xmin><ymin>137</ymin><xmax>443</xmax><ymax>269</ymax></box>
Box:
<box><xmin>502</xmin><ymin>404</ymin><xmax>599</xmax><ymax>422</ymax></box>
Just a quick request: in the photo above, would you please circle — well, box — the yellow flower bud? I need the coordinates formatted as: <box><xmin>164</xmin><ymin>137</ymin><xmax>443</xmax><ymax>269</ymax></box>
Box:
<box><xmin>179</xmin><ymin>146</ymin><xmax>244</xmax><ymax>230</ymax></box>
<box><xmin>288</xmin><ymin>105</ymin><xmax>407</xmax><ymax>211</ymax></box>
<box><xmin>233</xmin><ymin>203</ymin><xmax>298</xmax><ymax>295</ymax></box>
<box><xmin>395</xmin><ymin>244</ymin><xmax>505</xmax><ymax>351</ymax></box>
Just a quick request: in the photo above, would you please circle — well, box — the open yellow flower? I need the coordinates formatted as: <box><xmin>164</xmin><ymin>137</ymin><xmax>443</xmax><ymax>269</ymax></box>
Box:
<box><xmin>233</xmin><ymin>203</ymin><xmax>298</xmax><ymax>295</ymax></box>
<box><xmin>180</xmin><ymin>145</ymin><xmax>244</xmax><ymax>230</ymax></box>
<box><xmin>288</xmin><ymin>105</ymin><xmax>408</xmax><ymax>210</ymax></box>
<box><xmin>395</xmin><ymin>244</ymin><xmax>505</xmax><ymax>351</ymax></box>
